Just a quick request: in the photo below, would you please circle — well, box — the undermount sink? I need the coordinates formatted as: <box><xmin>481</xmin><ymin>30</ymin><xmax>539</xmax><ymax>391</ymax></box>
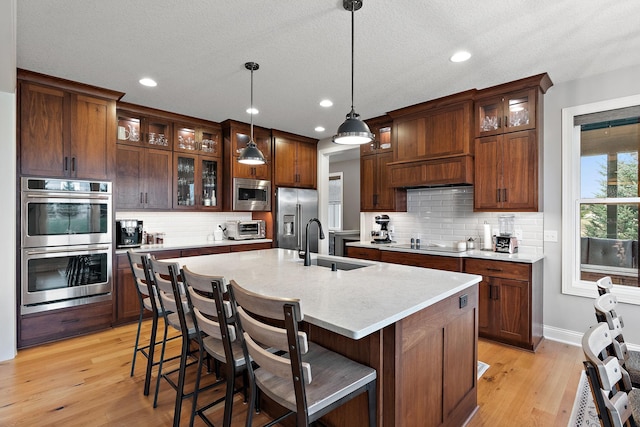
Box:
<box><xmin>308</xmin><ymin>257</ymin><xmax>371</xmax><ymax>271</ymax></box>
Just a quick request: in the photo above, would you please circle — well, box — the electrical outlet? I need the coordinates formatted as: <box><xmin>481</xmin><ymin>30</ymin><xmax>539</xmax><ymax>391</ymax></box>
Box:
<box><xmin>514</xmin><ymin>229</ymin><xmax>523</xmax><ymax>240</ymax></box>
<box><xmin>459</xmin><ymin>294</ymin><xmax>468</xmax><ymax>308</ymax></box>
<box><xmin>544</xmin><ymin>230</ymin><xmax>558</xmax><ymax>242</ymax></box>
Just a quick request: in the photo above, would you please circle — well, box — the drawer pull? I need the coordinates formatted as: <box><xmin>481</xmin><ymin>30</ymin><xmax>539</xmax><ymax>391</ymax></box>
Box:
<box><xmin>487</xmin><ymin>267</ymin><xmax>503</xmax><ymax>272</ymax></box>
<box><xmin>61</xmin><ymin>318</ymin><xmax>80</xmax><ymax>324</ymax></box>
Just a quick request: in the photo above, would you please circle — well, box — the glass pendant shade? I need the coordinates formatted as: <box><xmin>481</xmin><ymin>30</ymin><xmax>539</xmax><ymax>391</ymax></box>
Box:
<box><xmin>238</xmin><ymin>61</ymin><xmax>266</xmax><ymax>165</ymax></box>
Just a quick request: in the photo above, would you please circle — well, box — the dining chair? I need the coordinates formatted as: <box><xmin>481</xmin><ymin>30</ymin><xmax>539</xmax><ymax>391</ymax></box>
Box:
<box><xmin>182</xmin><ymin>266</ymin><xmax>249</xmax><ymax>427</ymax></box>
<box><xmin>582</xmin><ymin>322</ymin><xmax>640</xmax><ymax>427</ymax></box>
<box><xmin>228</xmin><ymin>279</ymin><xmax>377</xmax><ymax>427</ymax></box>
<box><xmin>597</xmin><ymin>276</ymin><xmax>614</xmax><ymax>296</ymax></box>
<box><xmin>594</xmin><ymin>292</ymin><xmax>640</xmax><ymax>387</ymax></box>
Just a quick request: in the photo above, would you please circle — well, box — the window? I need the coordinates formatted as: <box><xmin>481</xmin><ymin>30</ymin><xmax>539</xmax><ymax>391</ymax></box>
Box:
<box><xmin>562</xmin><ymin>95</ymin><xmax>640</xmax><ymax>303</ymax></box>
<box><xmin>328</xmin><ymin>173</ymin><xmax>343</xmax><ymax>230</ymax></box>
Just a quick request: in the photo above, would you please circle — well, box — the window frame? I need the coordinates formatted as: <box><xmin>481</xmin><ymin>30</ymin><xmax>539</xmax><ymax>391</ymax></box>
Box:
<box><xmin>328</xmin><ymin>172</ymin><xmax>343</xmax><ymax>231</ymax></box>
<box><xmin>561</xmin><ymin>93</ymin><xmax>640</xmax><ymax>304</ymax></box>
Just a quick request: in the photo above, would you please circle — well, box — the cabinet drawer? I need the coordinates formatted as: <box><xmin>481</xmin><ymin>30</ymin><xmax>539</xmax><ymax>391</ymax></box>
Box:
<box><xmin>181</xmin><ymin>246</ymin><xmax>230</xmax><ymax>257</ymax></box>
<box><xmin>345</xmin><ymin>246</ymin><xmax>381</xmax><ymax>261</ymax></box>
<box><xmin>381</xmin><ymin>251</ymin><xmax>461</xmax><ymax>272</ymax></box>
<box><xmin>464</xmin><ymin>258</ymin><xmax>530</xmax><ymax>280</ymax></box>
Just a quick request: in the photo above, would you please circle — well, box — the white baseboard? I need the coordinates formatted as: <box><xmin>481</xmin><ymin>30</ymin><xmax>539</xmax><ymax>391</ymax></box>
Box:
<box><xmin>543</xmin><ymin>324</ymin><xmax>640</xmax><ymax>352</ymax></box>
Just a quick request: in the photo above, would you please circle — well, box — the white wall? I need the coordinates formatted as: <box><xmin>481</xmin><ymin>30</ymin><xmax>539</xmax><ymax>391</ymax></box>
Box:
<box><xmin>543</xmin><ymin>64</ymin><xmax>640</xmax><ymax>345</ymax></box>
<box><xmin>329</xmin><ymin>157</ymin><xmax>360</xmax><ymax>230</ymax></box>
<box><xmin>0</xmin><ymin>0</ymin><xmax>17</xmax><ymax>361</ymax></box>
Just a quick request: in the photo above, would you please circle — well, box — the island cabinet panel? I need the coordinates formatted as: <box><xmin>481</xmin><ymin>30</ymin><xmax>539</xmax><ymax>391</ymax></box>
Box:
<box><xmin>345</xmin><ymin>246</ymin><xmax>381</xmax><ymax>261</ymax></box>
<box><xmin>464</xmin><ymin>258</ymin><xmax>542</xmax><ymax>350</ymax></box>
<box><xmin>18</xmin><ymin>71</ymin><xmax>121</xmax><ymax>180</ymax></box>
<box><xmin>380</xmin><ymin>250</ymin><xmax>462</xmax><ymax>272</ymax></box>
<box><xmin>306</xmin><ymin>286</ymin><xmax>478</xmax><ymax>427</ymax></box>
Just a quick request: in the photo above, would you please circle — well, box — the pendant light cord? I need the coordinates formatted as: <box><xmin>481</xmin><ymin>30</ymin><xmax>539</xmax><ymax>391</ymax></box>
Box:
<box><xmin>250</xmin><ymin>66</ymin><xmax>254</xmax><ymax>142</ymax></box>
<box><xmin>350</xmin><ymin>0</ymin><xmax>355</xmax><ymax>112</ymax></box>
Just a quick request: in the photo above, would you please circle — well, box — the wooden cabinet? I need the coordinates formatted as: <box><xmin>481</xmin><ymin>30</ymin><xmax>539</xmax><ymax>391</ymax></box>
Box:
<box><xmin>222</xmin><ymin>119</ymin><xmax>272</xmax><ymax>180</ymax></box>
<box><xmin>273</xmin><ymin>130</ymin><xmax>318</xmax><ymax>188</ymax></box>
<box><xmin>116</xmin><ymin>107</ymin><xmax>173</xmax><ymax>150</ymax></box>
<box><xmin>473</xmin><ymin>73</ymin><xmax>552</xmax><ymax>212</ymax></box>
<box><xmin>380</xmin><ymin>250</ymin><xmax>462</xmax><ymax>272</ymax></box>
<box><xmin>174</xmin><ymin>121</ymin><xmax>222</xmax><ymax>156</ymax></box>
<box><xmin>389</xmin><ymin>93</ymin><xmax>474</xmax><ymax>163</ymax></box>
<box><xmin>464</xmin><ymin>258</ymin><xmax>543</xmax><ymax>350</ymax></box>
<box><xmin>18</xmin><ymin>70</ymin><xmax>122</xmax><ymax>180</ymax></box>
<box><xmin>474</xmin><ymin>130</ymin><xmax>538</xmax><ymax>211</ymax></box>
<box><xmin>173</xmin><ymin>153</ymin><xmax>221</xmax><ymax>210</ymax></box>
<box><xmin>115</xmin><ymin>145</ymin><xmax>172</xmax><ymax>209</ymax></box>
<box><xmin>345</xmin><ymin>246</ymin><xmax>381</xmax><ymax>261</ymax></box>
<box><xmin>360</xmin><ymin>116</ymin><xmax>407</xmax><ymax>212</ymax></box>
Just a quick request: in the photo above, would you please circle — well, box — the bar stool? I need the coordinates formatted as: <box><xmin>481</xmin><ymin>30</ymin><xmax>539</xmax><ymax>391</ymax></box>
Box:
<box><xmin>181</xmin><ymin>266</ymin><xmax>249</xmax><ymax>427</ymax></box>
<box><xmin>229</xmin><ymin>279</ymin><xmax>377</xmax><ymax>427</ymax></box>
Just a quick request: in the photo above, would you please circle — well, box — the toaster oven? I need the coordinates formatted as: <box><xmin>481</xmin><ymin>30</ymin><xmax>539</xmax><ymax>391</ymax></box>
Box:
<box><xmin>226</xmin><ymin>220</ymin><xmax>266</xmax><ymax>240</ymax></box>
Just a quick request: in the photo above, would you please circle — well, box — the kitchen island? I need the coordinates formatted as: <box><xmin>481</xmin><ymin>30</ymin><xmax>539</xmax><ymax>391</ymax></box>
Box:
<box><xmin>170</xmin><ymin>248</ymin><xmax>482</xmax><ymax>427</ymax></box>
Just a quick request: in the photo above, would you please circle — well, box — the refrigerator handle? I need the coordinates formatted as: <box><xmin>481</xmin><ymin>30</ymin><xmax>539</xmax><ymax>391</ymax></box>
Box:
<box><xmin>296</xmin><ymin>203</ymin><xmax>302</xmax><ymax>249</ymax></box>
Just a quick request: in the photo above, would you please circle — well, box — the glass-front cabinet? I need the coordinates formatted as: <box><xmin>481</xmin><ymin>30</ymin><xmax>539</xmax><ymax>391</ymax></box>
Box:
<box><xmin>116</xmin><ymin>109</ymin><xmax>172</xmax><ymax>149</ymax></box>
<box><xmin>174</xmin><ymin>123</ymin><xmax>221</xmax><ymax>155</ymax></box>
<box><xmin>173</xmin><ymin>153</ymin><xmax>220</xmax><ymax>210</ymax></box>
<box><xmin>475</xmin><ymin>88</ymin><xmax>536</xmax><ymax>137</ymax></box>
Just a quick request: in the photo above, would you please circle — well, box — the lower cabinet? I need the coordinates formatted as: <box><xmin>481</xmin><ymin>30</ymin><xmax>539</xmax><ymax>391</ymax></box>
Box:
<box><xmin>380</xmin><ymin>250</ymin><xmax>462</xmax><ymax>272</ymax></box>
<box><xmin>345</xmin><ymin>246</ymin><xmax>381</xmax><ymax>261</ymax></box>
<box><xmin>464</xmin><ymin>258</ymin><xmax>543</xmax><ymax>351</ymax></box>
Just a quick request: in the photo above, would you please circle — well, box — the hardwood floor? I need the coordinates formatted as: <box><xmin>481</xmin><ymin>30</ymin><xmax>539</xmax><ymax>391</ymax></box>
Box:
<box><xmin>0</xmin><ymin>320</ymin><xmax>584</xmax><ymax>426</ymax></box>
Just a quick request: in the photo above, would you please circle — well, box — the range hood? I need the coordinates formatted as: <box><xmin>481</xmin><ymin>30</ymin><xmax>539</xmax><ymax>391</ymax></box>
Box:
<box><xmin>387</xmin><ymin>155</ymin><xmax>474</xmax><ymax>188</ymax></box>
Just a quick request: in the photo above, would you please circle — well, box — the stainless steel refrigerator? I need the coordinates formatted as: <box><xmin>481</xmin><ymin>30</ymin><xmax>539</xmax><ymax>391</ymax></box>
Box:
<box><xmin>276</xmin><ymin>187</ymin><xmax>319</xmax><ymax>253</ymax></box>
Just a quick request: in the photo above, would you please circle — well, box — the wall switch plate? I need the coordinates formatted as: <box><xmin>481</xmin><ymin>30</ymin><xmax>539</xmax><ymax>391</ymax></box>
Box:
<box><xmin>459</xmin><ymin>294</ymin><xmax>468</xmax><ymax>308</ymax></box>
<box><xmin>544</xmin><ymin>230</ymin><xmax>558</xmax><ymax>242</ymax></box>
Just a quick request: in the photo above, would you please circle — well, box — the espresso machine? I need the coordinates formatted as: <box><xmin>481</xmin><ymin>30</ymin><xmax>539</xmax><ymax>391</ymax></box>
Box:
<box><xmin>371</xmin><ymin>215</ymin><xmax>392</xmax><ymax>244</ymax></box>
<box><xmin>115</xmin><ymin>219</ymin><xmax>144</xmax><ymax>248</ymax></box>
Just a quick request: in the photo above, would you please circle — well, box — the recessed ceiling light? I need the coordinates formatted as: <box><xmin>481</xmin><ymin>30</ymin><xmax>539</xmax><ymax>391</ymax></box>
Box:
<box><xmin>315</xmin><ymin>126</ymin><xmax>325</xmax><ymax>132</ymax></box>
<box><xmin>139</xmin><ymin>77</ymin><xmax>157</xmax><ymax>87</ymax></box>
<box><xmin>320</xmin><ymin>99</ymin><xmax>333</xmax><ymax>108</ymax></box>
<box><xmin>246</xmin><ymin>107</ymin><xmax>259</xmax><ymax>115</ymax></box>
<box><xmin>450</xmin><ymin>51</ymin><xmax>471</xmax><ymax>63</ymax></box>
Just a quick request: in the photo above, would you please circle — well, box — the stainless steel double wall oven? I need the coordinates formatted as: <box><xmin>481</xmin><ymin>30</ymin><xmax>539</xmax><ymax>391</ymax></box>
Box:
<box><xmin>20</xmin><ymin>177</ymin><xmax>113</xmax><ymax>314</ymax></box>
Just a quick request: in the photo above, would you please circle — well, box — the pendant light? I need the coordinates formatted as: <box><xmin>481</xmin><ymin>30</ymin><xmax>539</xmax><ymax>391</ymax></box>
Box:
<box><xmin>333</xmin><ymin>0</ymin><xmax>373</xmax><ymax>145</ymax></box>
<box><xmin>238</xmin><ymin>62</ymin><xmax>267</xmax><ymax>165</ymax></box>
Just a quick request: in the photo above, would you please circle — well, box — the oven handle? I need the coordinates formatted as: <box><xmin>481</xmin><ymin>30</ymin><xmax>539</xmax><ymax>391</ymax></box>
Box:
<box><xmin>24</xmin><ymin>193</ymin><xmax>111</xmax><ymax>200</ymax></box>
<box><xmin>25</xmin><ymin>245</ymin><xmax>111</xmax><ymax>255</ymax></box>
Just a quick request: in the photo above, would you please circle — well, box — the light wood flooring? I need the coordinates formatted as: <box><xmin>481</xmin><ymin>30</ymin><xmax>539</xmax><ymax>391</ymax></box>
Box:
<box><xmin>0</xmin><ymin>320</ymin><xmax>585</xmax><ymax>426</ymax></box>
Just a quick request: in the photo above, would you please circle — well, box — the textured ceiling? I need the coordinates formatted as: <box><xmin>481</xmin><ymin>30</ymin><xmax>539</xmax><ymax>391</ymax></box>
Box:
<box><xmin>16</xmin><ymin>0</ymin><xmax>640</xmax><ymax>140</ymax></box>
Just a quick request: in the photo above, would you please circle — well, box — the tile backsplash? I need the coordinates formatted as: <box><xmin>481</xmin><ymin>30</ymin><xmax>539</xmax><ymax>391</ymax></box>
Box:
<box><xmin>115</xmin><ymin>211</ymin><xmax>252</xmax><ymax>246</ymax></box>
<box><xmin>362</xmin><ymin>186</ymin><xmax>544</xmax><ymax>255</ymax></box>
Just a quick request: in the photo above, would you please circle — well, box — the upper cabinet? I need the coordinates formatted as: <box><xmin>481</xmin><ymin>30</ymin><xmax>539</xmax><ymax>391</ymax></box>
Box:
<box><xmin>473</xmin><ymin>73</ymin><xmax>553</xmax><ymax>212</ymax></box>
<box><xmin>222</xmin><ymin>120</ymin><xmax>272</xmax><ymax>181</ymax></box>
<box><xmin>116</xmin><ymin>103</ymin><xmax>173</xmax><ymax>150</ymax></box>
<box><xmin>18</xmin><ymin>69</ymin><xmax>123</xmax><ymax>180</ymax></box>
<box><xmin>173</xmin><ymin>153</ymin><xmax>221</xmax><ymax>210</ymax></box>
<box><xmin>273</xmin><ymin>130</ymin><xmax>318</xmax><ymax>189</ymax></box>
<box><xmin>361</xmin><ymin>116</ymin><xmax>406</xmax><ymax>212</ymax></box>
<box><xmin>115</xmin><ymin>145</ymin><xmax>172</xmax><ymax>210</ymax></box>
<box><xmin>174</xmin><ymin>122</ymin><xmax>222</xmax><ymax>156</ymax></box>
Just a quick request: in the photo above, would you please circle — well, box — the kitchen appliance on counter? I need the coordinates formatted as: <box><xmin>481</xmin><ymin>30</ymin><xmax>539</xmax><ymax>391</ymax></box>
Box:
<box><xmin>115</xmin><ymin>219</ymin><xmax>143</xmax><ymax>248</ymax></box>
<box><xmin>232</xmin><ymin>177</ymin><xmax>271</xmax><ymax>211</ymax></box>
<box><xmin>226</xmin><ymin>220</ymin><xmax>266</xmax><ymax>240</ymax></box>
<box><xmin>20</xmin><ymin>177</ymin><xmax>113</xmax><ymax>314</ymax></box>
<box><xmin>371</xmin><ymin>214</ymin><xmax>392</xmax><ymax>244</ymax></box>
<box><xmin>276</xmin><ymin>187</ymin><xmax>319</xmax><ymax>253</ymax></box>
<box><xmin>494</xmin><ymin>214</ymin><xmax>518</xmax><ymax>253</ymax></box>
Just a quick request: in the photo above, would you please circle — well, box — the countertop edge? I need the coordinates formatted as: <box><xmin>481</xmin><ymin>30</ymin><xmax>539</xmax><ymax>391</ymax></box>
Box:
<box><xmin>115</xmin><ymin>239</ymin><xmax>272</xmax><ymax>254</ymax></box>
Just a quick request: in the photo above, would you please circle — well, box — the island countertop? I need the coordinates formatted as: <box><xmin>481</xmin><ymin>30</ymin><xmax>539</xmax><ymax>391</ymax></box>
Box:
<box><xmin>167</xmin><ymin>248</ymin><xmax>481</xmax><ymax>340</ymax></box>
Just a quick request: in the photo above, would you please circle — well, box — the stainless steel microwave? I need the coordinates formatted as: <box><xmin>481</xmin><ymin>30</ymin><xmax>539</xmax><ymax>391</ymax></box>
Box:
<box><xmin>232</xmin><ymin>178</ymin><xmax>271</xmax><ymax>211</ymax></box>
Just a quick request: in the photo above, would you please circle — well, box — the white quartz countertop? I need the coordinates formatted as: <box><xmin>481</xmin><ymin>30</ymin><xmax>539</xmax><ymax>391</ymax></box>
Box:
<box><xmin>348</xmin><ymin>241</ymin><xmax>544</xmax><ymax>263</ymax></box>
<box><xmin>167</xmin><ymin>248</ymin><xmax>481</xmax><ymax>340</ymax></box>
<box><xmin>115</xmin><ymin>239</ymin><xmax>272</xmax><ymax>254</ymax></box>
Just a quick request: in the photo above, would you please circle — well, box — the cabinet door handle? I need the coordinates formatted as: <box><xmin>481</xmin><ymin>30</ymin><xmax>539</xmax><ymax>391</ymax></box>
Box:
<box><xmin>503</xmin><ymin>188</ymin><xmax>507</xmax><ymax>202</ymax></box>
<box><xmin>140</xmin><ymin>192</ymin><xmax>144</xmax><ymax>204</ymax></box>
<box><xmin>496</xmin><ymin>189</ymin><xmax>501</xmax><ymax>202</ymax></box>
<box><xmin>64</xmin><ymin>156</ymin><xmax>69</xmax><ymax>171</ymax></box>
<box><xmin>504</xmin><ymin>115</ymin><xmax>508</xmax><ymax>128</ymax></box>
<box><xmin>497</xmin><ymin>116</ymin><xmax>501</xmax><ymax>129</ymax></box>
<box><xmin>373</xmin><ymin>194</ymin><xmax>378</xmax><ymax>206</ymax></box>
<box><xmin>494</xmin><ymin>285</ymin><xmax>500</xmax><ymax>300</ymax></box>
<box><xmin>71</xmin><ymin>157</ymin><xmax>76</xmax><ymax>172</ymax></box>
<box><xmin>145</xmin><ymin>192</ymin><xmax>148</xmax><ymax>204</ymax></box>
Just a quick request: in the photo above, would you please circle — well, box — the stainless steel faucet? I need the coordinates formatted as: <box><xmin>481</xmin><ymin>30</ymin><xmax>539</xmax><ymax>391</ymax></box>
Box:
<box><xmin>301</xmin><ymin>218</ymin><xmax>325</xmax><ymax>266</ymax></box>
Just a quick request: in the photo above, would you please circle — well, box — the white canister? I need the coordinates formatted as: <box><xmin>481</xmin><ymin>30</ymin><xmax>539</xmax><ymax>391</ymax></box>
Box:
<box><xmin>213</xmin><ymin>230</ymin><xmax>223</xmax><ymax>241</ymax></box>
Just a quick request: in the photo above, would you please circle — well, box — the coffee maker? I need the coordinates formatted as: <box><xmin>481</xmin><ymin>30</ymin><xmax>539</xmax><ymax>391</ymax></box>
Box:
<box><xmin>371</xmin><ymin>215</ymin><xmax>392</xmax><ymax>244</ymax></box>
<box><xmin>115</xmin><ymin>219</ymin><xmax>144</xmax><ymax>248</ymax></box>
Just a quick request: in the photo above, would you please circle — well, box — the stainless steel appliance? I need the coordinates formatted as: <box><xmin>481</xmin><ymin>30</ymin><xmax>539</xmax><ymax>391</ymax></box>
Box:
<box><xmin>276</xmin><ymin>187</ymin><xmax>319</xmax><ymax>253</ymax></box>
<box><xmin>115</xmin><ymin>219</ymin><xmax>144</xmax><ymax>248</ymax></box>
<box><xmin>232</xmin><ymin>178</ymin><xmax>271</xmax><ymax>211</ymax></box>
<box><xmin>20</xmin><ymin>177</ymin><xmax>113</xmax><ymax>314</ymax></box>
<box><xmin>225</xmin><ymin>220</ymin><xmax>266</xmax><ymax>240</ymax></box>
<box><xmin>371</xmin><ymin>215</ymin><xmax>392</xmax><ymax>244</ymax></box>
